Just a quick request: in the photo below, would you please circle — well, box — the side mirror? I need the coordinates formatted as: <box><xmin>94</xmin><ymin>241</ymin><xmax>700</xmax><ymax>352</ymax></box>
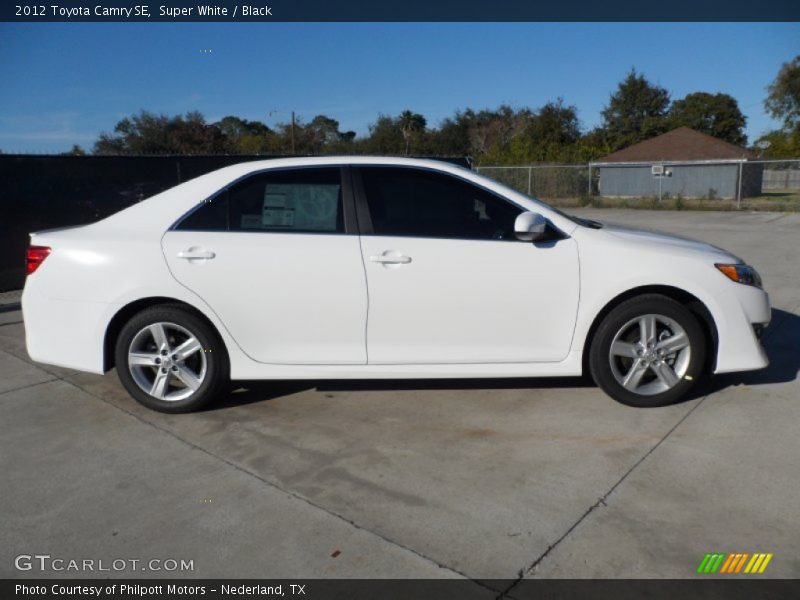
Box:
<box><xmin>514</xmin><ymin>211</ymin><xmax>548</xmax><ymax>242</ymax></box>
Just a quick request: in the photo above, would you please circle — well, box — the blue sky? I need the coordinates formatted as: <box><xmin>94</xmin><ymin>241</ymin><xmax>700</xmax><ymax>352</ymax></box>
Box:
<box><xmin>0</xmin><ymin>22</ymin><xmax>798</xmax><ymax>153</ymax></box>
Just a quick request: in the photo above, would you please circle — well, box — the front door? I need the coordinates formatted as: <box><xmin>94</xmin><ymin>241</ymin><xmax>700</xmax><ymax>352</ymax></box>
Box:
<box><xmin>355</xmin><ymin>166</ymin><xmax>579</xmax><ymax>364</ymax></box>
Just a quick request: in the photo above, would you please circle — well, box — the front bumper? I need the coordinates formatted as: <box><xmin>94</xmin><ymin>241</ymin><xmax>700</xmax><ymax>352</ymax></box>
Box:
<box><xmin>713</xmin><ymin>285</ymin><xmax>770</xmax><ymax>374</ymax></box>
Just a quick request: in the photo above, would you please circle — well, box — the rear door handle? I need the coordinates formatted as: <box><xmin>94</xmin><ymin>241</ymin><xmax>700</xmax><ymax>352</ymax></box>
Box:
<box><xmin>369</xmin><ymin>254</ymin><xmax>411</xmax><ymax>264</ymax></box>
<box><xmin>176</xmin><ymin>250</ymin><xmax>216</xmax><ymax>260</ymax></box>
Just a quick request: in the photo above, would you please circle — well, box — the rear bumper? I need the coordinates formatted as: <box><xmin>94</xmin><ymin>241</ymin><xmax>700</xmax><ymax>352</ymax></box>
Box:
<box><xmin>22</xmin><ymin>283</ymin><xmax>111</xmax><ymax>375</ymax></box>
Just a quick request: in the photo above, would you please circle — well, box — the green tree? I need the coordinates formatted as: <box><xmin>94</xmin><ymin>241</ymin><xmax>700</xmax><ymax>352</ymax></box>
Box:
<box><xmin>360</xmin><ymin>114</ymin><xmax>405</xmax><ymax>154</ymax></box>
<box><xmin>600</xmin><ymin>70</ymin><xmax>670</xmax><ymax>150</ymax></box>
<box><xmin>398</xmin><ymin>110</ymin><xmax>427</xmax><ymax>155</ymax></box>
<box><xmin>94</xmin><ymin>111</ymin><xmax>172</xmax><ymax>154</ymax></box>
<box><xmin>302</xmin><ymin>115</ymin><xmax>356</xmax><ymax>154</ymax></box>
<box><xmin>514</xmin><ymin>99</ymin><xmax>581</xmax><ymax>162</ymax></box>
<box><xmin>765</xmin><ymin>55</ymin><xmax>800</xmax><ymax>132</ymax></box>
<box><xmin>668</xmin><ymin>92</ymin><xmax>747</xmax><ymax>145</ymax></box>
<box><xmin>168</xmin><ymin>111</ymin><xmax>229</xmax><ymax>154</ymax></box>
<box><xmin>754</xmin><ymin>129</ymin><xmax>800</xmax><ymax>159</ymax></box>
<box><xmin>62</xmin><ymin>144</ymin><xmax>86</xmax><ymax>156</ymax></box>
<box><xmin>215</xmin><ymin>115</ymin><xmax>275</xmax><ymax>153</ymax></box>
<box><xmin>576</xmin><ymin>128</ymin><xmax>613</xmax><ymax>161</ymax></box>
<box><xmin>754</xmin><ymin>56</ymin><xmax>800</xmax><ymax>158</ymax></box>
<box><xmin>427</xmin><ymin>110</ymin><xmax>474</xmax><ymax>157</ymax></box>
<box><xmin>469</xmin><ymin>105</ymin><xmax>532</xmax><ymax>163</ymax></box>
<box><xmin>94</xmin><ymin>111</ymin><xmax>228</xmax><ymax>155</ymax></box>
<box><xmin>216</xmin><ymin>115</ymin><xmax>271</xmax><ymax>139</ymax></box>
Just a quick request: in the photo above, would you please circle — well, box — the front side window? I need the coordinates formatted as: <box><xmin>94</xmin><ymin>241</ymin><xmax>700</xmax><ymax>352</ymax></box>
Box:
<box><xmin>360</xmin><ymin>167</ymin><xmax>522</xmax><ymax>240</ymax></box>
<box><xmin>176</xmin><ymin>167</ymin><xmax>344</xmax><ymax>233</ymax></box>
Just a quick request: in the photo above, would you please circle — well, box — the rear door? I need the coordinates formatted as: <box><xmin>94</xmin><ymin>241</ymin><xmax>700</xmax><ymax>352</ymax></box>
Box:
<box><xmin>162</xmin><ymin>166</ymin><xmax>368</xmax><ymax>365</ymax></box>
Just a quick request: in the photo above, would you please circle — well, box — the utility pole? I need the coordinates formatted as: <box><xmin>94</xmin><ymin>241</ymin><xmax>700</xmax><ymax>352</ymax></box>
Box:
<box><xmin>268</xmin><ymin>109</ymin><xmax>297</xmax><ymax>154</ymax></box>
<box><xmin>291</xmin><ymin>111</ymin><xmax>296</xmax><ymax>154</ymax></box>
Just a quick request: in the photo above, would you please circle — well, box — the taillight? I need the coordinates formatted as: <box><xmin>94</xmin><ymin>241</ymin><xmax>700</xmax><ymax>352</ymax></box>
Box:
<box><xmin>26</xmin><ymin>246</ymin><xmax>51</xmax><ymax>275</ymax></box>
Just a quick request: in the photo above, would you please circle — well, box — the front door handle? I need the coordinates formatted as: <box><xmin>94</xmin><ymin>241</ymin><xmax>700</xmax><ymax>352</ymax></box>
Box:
<box><xmin>370</xmin><ymin>254</ymin><xmax>411</xmax><ymax>265</ymax></box>
<box><xmin>176</xmin><ymin>249</ymin><xmax>216</xmax><ymax>260</ymax></box>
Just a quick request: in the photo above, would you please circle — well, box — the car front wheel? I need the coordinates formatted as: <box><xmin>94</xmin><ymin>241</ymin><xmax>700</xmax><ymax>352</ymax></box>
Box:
<box><xmin>115</xmin><ymin>304</ymin><xmax>229</xmax><ymax>413</ymax></box>
<box><xmin>589</xmin><ymin>294</ymin><xmax>706</xmax><ymax>407</ymax></box>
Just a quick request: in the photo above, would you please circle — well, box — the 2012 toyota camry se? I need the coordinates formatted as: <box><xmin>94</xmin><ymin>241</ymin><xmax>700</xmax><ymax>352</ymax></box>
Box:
<box><xmin>22</xmin><ymin>157</ymin><xmax>770</xmax><ymax>412</ymax></box>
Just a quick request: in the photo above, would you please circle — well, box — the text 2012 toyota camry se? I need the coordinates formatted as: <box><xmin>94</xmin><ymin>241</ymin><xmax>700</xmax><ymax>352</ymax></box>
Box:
<box><xmin>22</xmin><ymin>157</ymin><xmax>770</xmax><ymax>413</ymax></box>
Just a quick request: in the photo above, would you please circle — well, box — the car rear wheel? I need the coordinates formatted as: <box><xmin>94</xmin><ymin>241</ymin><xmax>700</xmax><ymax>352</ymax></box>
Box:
<box><xmin>589</xmin><ymin>294</ymin><xmax>706</xmax><ymax>407</ymax></box>
<box><xmin>115</xmin><ymin>305</ymin><xmax>229</xmax><ymax>413</ymax></box>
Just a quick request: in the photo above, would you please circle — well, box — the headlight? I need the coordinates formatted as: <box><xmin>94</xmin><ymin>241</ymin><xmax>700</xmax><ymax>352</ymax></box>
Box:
<box><xmin>715</xmin><ymin>263</ymin><xmax>762</xmax><ymax>288</ymax></box>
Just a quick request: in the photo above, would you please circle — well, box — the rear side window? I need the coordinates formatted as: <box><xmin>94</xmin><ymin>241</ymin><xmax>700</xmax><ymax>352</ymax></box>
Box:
<box><xmin>360</xmin><ymin>167</ymin><xmax>521</xmax><ymax>240</ymax></box>
<box><xmin>177</xmin><ymin>191</ymin><xmax>228</xmax><ymax>231</ymax></box>
<box><xmin>176</xmin><ymin>167</ymin><xmax>344</xmax><ymax>233</ymax></box>
<box><xmin>230</xmin><ymin>167</ymin><xmax>343</xmax><ymax>233</ymax></box>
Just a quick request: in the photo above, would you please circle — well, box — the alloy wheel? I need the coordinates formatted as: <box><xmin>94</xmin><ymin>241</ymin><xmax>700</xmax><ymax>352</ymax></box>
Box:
<box><xmin>608</xmin><ymin>313</ymin><xmax>691</xmax><ymax>396</ymax></box>
<box><xmin>127</xmin><ymin>321</ymin><xmax>207</xmax><ymax>401</ymax></box>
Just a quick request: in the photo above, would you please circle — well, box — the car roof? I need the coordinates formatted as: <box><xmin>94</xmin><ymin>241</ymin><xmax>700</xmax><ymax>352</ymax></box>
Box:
<box><xmin>201</xmin><ymin>155</ymin><xmax>473</xmax><ymax>180</ymax></box>
<box><xmin>94</xmin><ymin>156</ymin><xmax>574</xmax><ymax>237</ymax></box>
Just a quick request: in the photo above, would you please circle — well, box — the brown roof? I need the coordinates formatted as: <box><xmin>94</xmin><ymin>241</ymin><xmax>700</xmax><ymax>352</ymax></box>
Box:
<box><xmin>596</xmin><ymin>127</ymin><xmax>757</xmax><ymax>163</ymax></box>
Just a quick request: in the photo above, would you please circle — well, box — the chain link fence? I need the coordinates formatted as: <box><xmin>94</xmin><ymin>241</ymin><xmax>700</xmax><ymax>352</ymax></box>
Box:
<box><xmin>477</xmin><ymin>159</ymin><xmax>800</xmax><ymax>210</ymax></box>
<box><xmin>476</xmin><ymin>165</ymin><xmax>592</xmax><ymax>203</ymax></box>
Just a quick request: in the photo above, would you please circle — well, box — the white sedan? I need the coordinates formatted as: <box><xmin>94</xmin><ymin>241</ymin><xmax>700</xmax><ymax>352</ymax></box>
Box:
<box><xmin>22</xmin><ymin>157</ymin><xmax>770</xmax><ymax>412</ymax></box>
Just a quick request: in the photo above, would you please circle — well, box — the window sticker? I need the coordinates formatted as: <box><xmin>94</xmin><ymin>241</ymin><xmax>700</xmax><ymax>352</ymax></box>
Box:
<box><xmin>262</xmin><ymin>184</ymin><xmax>339</xmax><ymax>231</ymax></box>
<box><xmin>263</xmin><ymin>192</ymin><xmax>294</xmax><ymax>227</ymax></box>
<box><xmin>240</xmin><ymin>214</ymin><xmax>262</xmax><ymax>229</ymax></box>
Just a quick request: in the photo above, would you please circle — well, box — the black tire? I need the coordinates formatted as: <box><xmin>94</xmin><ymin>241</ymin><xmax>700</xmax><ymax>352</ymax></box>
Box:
<box><xmin>589</xmin><ymin>294</ymin><xmax>706</xmax><ymax>407</ymax></box>
<box><xmin>115</xmin><ymin>304</ymin><xmax>229</xmax><ymax>413</ymax></box>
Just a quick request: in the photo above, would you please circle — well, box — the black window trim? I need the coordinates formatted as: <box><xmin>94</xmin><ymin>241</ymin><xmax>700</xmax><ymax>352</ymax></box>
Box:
<box><xmin>170</xmin><ymin>165</ymin><xmax>358</xmax><ymax>235</ymax></box>
<box><xmin>351</xmin><ymin>164</ymin><xmax>566</xmax><ymax>243</ymax></box>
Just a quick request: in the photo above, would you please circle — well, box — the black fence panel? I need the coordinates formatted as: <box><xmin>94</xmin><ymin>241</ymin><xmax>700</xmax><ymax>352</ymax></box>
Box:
<box><xmin>0</xmin><ymin>154</ymin><xmax>469</xmax><ymax>292</ymax></box>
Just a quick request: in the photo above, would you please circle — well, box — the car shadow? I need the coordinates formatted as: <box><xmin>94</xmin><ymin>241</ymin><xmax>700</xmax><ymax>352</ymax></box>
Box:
<box><xmin>207</xmin><ymin>376</ymin><xmax>594</xmax><ymax>411</ymax></box>
<box><xmin>317</xmin><ymin>375</ymin><xmax>593</xmax><ymax>393</ymax></box>
<box><xmin>207</xmin><ymin>380</ymin><xmax>314</xmax><ymax>411</ymax></box>
<box><xmin>0</xmin><ymin>303</ymin><xmax>21</xmax><ymax>314</ymax></box>
<box><xmin>208</xmin><ymin>308</ymin><xmax>799</xmax><ymax>411</ymax></box>
<box><xmin>703</xmin><ymin>307</ymin><xmax>800</xmax><ymax>395</ymax></box>
<box><xmin>207</xmin><ymin>375</ymin><xmax>594</xmax><ymax>412</ymax></box>
<box><xmin>208</xmin><ymin>377</ymin><xmax>594</xmax><ymax>411</ymax></box>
